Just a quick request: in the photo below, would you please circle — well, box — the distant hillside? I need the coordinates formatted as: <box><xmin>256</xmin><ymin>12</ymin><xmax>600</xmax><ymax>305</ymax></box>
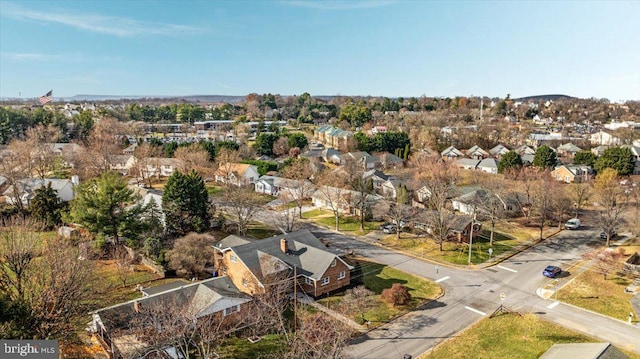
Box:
<box><xmin>65</xmin><ymin>94</ymin><xmax>246</xmax><ymax>103</ymax></box>
<box><xmin>513</xmin><ymin>94</ymin><xmax>577</xmax><ymax>102</ymax></box>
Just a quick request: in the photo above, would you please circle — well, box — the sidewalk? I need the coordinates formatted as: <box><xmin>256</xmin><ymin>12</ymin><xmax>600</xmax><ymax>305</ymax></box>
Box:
<box><xmin>291</xmin><ymin>293</ymin><xmax>367</xmax><ymax>332</ymax></box>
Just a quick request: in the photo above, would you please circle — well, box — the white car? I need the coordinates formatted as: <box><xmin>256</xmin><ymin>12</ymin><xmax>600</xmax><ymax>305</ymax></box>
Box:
<box><xmin>565</xmin><ymin>218</ymin><xmax>580</xmax><ymax>230</ymax></box>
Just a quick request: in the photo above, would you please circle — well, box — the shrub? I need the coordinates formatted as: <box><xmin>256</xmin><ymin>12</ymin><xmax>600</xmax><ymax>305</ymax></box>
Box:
<box><xmin>381</xmin><ymin>283</ymin><xmax>412</xmax><ymax>306</ymax></box>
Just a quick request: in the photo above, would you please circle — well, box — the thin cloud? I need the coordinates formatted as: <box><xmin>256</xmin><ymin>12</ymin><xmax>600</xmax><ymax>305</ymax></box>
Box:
<box><xmin>1</xmin><ymin>2</ymin><xmax>203</xmax><ymax>37</ymax></box>
<box><xmin>0</xmin><ymin>52</ymin><xmax>58</xmax><ymax>61</ymax></box>
<box><xmin>283</xmin><ymin>0</ymin><xmax>397</xmax><ymax>10</ymax></box>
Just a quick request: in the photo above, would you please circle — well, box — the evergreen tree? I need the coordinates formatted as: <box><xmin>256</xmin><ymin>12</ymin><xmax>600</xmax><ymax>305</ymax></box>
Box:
<box><xmin>29</xmin><ymin>182</ymin><xmax>66</xmax><ymax>230</ymax></box>
<box><xmin>573</xmin><ymin>150</ymin><xmax>597</xmax><ymax>167</ymax></box>
<box><xmin>69</xmin><ymin>171</ymin><xmax>145</xmax><ymax>245</ymax></box>
<box><xmin>594</xmin><ymin>147</ymin><xmax>635</xmax><ymax>176</ymax></box>
<box><xmin>162</xmin><ymin>170</ymin><xmax>211</xmax><ymax>238</ymax></box>
<box><xmin>533</xmin><ymin>145</ymin><xmax>558</xmax><ymax>169</ymax></box>
<box><xmin>498</xmin><ymin>151</ymin><xmax>523</xmax><ymax>173</ymax></box>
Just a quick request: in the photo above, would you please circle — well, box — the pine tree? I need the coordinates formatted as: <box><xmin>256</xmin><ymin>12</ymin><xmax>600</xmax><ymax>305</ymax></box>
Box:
<box><xmin>162</xmin><ymin>170</ymin><xmax>211</xmax><ymax>238</ymax></box>
<box><xmin>30</xmin><ymin>182</ymin><xmax>66</xmax><ymax>230</ymax></box>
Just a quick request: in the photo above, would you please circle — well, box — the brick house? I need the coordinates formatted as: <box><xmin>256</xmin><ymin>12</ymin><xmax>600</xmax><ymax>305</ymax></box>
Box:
<box><xmin>550</xmin><ymin>165</ymin><xmax>593</xmax><ymax>183</ymax></box>
<box><xmin>214</xmin><ymin>229</ymin><xmax>353</xmax><ymax>297</ymax></box>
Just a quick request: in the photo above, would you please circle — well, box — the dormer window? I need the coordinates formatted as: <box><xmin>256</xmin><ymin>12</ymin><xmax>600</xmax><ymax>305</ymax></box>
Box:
<box><xmin>331</xmin><ymin>259</ymin><xmax>337</xmax><ymax>267</ymax></box>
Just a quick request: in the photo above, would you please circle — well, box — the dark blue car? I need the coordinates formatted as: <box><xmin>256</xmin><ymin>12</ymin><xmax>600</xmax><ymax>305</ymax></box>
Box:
<box><xmin>543</xmin><ymin>265</ymin><xmax>562</xmax><ymax>278</ymax></box>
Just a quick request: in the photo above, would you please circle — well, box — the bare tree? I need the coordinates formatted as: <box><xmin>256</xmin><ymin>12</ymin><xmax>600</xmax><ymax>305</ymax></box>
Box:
<box><xmin>166</xmin><ymin>233</ymin><xmax>217</xmax><ymax>278</ymax></box>
<box><xmin>132</xmin><ymin>142</ymin><xmax>163</xmax><ymax>187</ymax></box>
<box><xmin>315</xmin><ymin>171</ymin><xmax>348</xmax><ymax>231</ymax></box>
<box><xmin>24</xmin><ymin>125</ymin><xmax>62</xmax><ymax>179</ymax></box>
<box><xmin>280</xmin><ymin>158</ymin><xmax>316</xmax><ymax>219</ymax></box>
<box><xmin>0</xmin><ymin>142</ymin><xmax>35</xmax><ymax>213</ymax></box>
<box><xmin>283</xmin><ymin>313</ymin><xmax>354</xmax><ymax>359</ymax></box>
<box><xmin>114</xmin><ymin>246</ymin><xmax>134</xmax><ymax>288</ymax></box>
<box><xmin>224</xmin><ymin>185</ymin><xmax>264</xmax><ymax>236</ymax></box>
<box><xmin>75</xmin><ymin>118</ymin><xmax>130</xmax><ymax>178</ymax></box>
<box><xmin>174</xmin><ymin>143</ymin><xmax>211</xmax><ymax>175</ymax></box>
<box><xmin>213</xmin><ymin>147</ymin><xmax>241</xmax><ymax>183</ymax></box>
<box><xmin>594</xmin><ymin>168</ymin><xmax>626</xmax><ymax>247</ymax></box>
<box><xmin>0</xmin><ymin>218</ymin><xmax>42</xmax><ymax>300</ymax></box>
<box><xmin>530</xmin><ymin>173</ymin><xmax>559</xmax><ymax>240</ymax></box>
<box><xmin>411</xmin><ymin>157</ymin><xmax>458</xmax><ymax>250</ymax></box>
<box><xmin>568</xmin><ymin>182</ymin><xmax>591</xmax><ymax>219</ymax></box>
<box><xmin>350</xmin><ymin>175</ymin><xmax>377</xmax><ymax>231</ymax></box>
<box><xmin>273</xmin><ymin>191</ymin><xmax>299</xmax><ymax>233</ymax></box>
<box><xmin>374</xmin><ymin>199</ymin><xmax>413</xmax><ymax>240</ymax></box>
<box><xmin>582</xmin><ymin>247</ymin><xmax>626</xmax><ymax>280</ymax></box>
<box><xmin>273</xmin><ymin>136</ymin><xmax>290</xmax><ymax>157</ymax></box>
<box><xmin>474</xmin><ymin>189</ymin><xmax>506</xmax><ymax>246</ymax></box>
<box><xmin>553</xmin><ymin>187</ymin><xmax>573</xmax><ymax>229</ymax></box>
<box><xmin>342</xmin><ymin>285</ymin><xmax>374</xmax><ymax>324</ymax></box>
<box><xmin>510</xmin><ymin>166</ymin><xmax>542</xmax><ymax>222</ymax></box>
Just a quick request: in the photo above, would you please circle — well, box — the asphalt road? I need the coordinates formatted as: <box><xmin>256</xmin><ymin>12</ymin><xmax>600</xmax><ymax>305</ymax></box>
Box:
<box><xmin>217</xmin><ymin>202</ymin><xmax>640</xmax><ymax>357</ymax></box>
<box><xmin>305</xmin><ymin>224</ymin><xmax>640</xmax><ymax>358</ymax></box>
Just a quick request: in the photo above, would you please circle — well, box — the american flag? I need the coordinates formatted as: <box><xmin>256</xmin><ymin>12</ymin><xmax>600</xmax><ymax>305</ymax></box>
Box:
<box><xmin>38</xmin><ymin>90</ymin><xmax>53</xmax><ymax>105</ymax></box>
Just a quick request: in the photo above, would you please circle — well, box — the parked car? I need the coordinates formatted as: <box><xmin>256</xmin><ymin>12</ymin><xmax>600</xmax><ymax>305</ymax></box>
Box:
<box><xmin>543</xmin><ymin>265</ymin><xmax>562</xmax><ymax>278</ymax></box>
<box><xmin>378</xmin><ymin>222</ymin><xmax>391</xmax><ymax>230</ymax></box>
<box><xmin>564</xmin><ymin>218</ymin><xmax>580</xmax><ymax>230</ymax></box>
<box><xmin>600</xmin><ymin>230</ymin><xmax>617</xmax><ymax>239</ymax></box>
<box><xmin>383</xmin><ymin>225</ymin><xmax>398</xmax><ymax>234</ymax></box>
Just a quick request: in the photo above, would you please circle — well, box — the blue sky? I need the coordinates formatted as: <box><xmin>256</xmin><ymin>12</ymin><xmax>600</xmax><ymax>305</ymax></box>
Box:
<box><xmin>1</xmin><ymin>0</ymin><xmax>638</xmax><ymax>101</ymax></box>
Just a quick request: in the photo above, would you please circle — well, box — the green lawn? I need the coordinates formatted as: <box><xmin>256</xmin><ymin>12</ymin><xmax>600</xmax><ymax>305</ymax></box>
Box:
<box><xmin>317</xmin><ymin>259</ymin><xmax>442</xmax><ymax>326</ymax></box>
<box><xmin>91</xmin><ymin>260</ymin><xmax>168</xmax><ymax>309</ymax></box>
<box><xmin>301</xmin><ymin>209</ymin><xmax>382</xmax><ymax>235</ymax></box>
<box><xmin>556</xmin><ymin>269</ymin><xmax>636</xmax><ymax>322</ymax></box>
<box><xmin>423</xmin><ymin>313</ymin><xmax>640</xmax><ymax>359</ymax></box>
<box><xmin>216</xmin><ymin>334</ymin><xmax>284</xmax><ymax>359</ymax></box>
<box><xmin>379</xmin><ymin>229</ymin><xmax>522</xmax><ymax>266</ymax></box>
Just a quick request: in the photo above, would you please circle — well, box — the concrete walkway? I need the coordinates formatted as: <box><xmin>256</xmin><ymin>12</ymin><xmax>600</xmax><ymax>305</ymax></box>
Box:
<box><xmin>292</xmin><ymin>293</ymin><xmax>367</xmax><ymax>332</ymax></box>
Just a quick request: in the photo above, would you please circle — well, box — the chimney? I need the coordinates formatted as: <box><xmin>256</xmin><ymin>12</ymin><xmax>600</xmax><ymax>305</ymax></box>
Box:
<box><xmin>280</xmin><ymin>238</ymin><xmax>288</xmax><ymax>254</ymax></box>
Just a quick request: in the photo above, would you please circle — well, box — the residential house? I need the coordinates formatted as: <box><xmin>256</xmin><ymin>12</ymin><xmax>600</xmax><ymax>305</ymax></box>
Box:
<box><xmin>381</xmin><ymin>177</ymin><xmax>403</xmax><ymax>200</ymax></box>
<box><xmin>374</xmin><ymin>152</ymin><xmax>404</xmax><ymax>169</ymax></box>
<box><xmin>136</xmin><ymin>157</ymin><xmax>184</xmax><ymax>179</ymax></box>
<box><xmin>477</xmin><ymin>158</ymin><xmax>499</xmax><ymax>174</ymax></box>
<box><xmin>514</xmin><ymin>145</ymin><xmax>536</xmax><ymax>156</ymax></box>
<box><xmin>369</xmin><ymin>126</ymin><xmax>387</xmax><ymax>135</ymax></box>
<box><xmin>91</xmin><ymin>276</ymin><xmax>252</xmax><ymax>359</ymax></box>
<box><xmin>338</xmin><ymin>151</ymin><xmax>375</xmax><ymax>169</ymax></box>
<box><xmin>590</xmin><ymin>130</ymin><xmax>622</xmax><ymax>146</ymax></box>
<box><xmin>362</xmin><ymin>169</ymin><xmax>389</xmax><ymax>191</ymax></box>
<box><xmin>110</xmin><ymin>155</ymin><xmax>136</xmax><ymax>175</ymax></box>
<box><xmin>415</xmin><ymin>211</ymin><xmax>481</xmax><ymax>243</ymax></box>
<box><xmin>441</xmin><ymin>146</ymin><xmax>464</xmax><ymax>161</ymax></box>
<box><xmin>556</xmin><ymin>143</ymin><xmax>582</xmax><ymax>158</ymax></box>
<box><xmin>123</xmin><ymin>143</ymin><xmax>137</xmax><ymax>155</ymax></box>
<box><xmin>551</xmin><ymin>165</ymin><xmax>594</xmax><ymax>183</ymax></box>
<box><xmin>466</xmin><ymin>145</ymin><xmax>490</xmax><ymax>160</ymax></box>
<box><xmin>591</xmin><ymin>145</ymin><xmax>609</xmax><ymax>157</ymax></box>
<box><xmin>254</xmin><ymin>175</ymin><xmax>315</xmax><ymax>198</ymax></box>
<box><xmin>313</xmin><ymin>126</ymin><xmax>353</xmax><ymax>150</ymax></box>
<box><xmin>453</xmin><ymin>158</ymin><xmax>480</xmax><ymax>170</ymax></box>
<box><xmin>321</xmin><ymin>148</ymin><xmax>342</xmax><ymax>164</ymax></box>
<box><xmin>311</xmin><ymin>185</ymin><xmax>382</xmax><ymax>216</ymax></box>
<box><xmin>3</xmin><ymin>177</ymin><xmax>78</xmax><ymax>206</ymax></box>
<box><xmin>450</xmin><ymin>186</ymin><xmax>482</xmax><ymax>214</ymax></box>
<box><xmin>214</xmin><ymin>163</ymin><xmax>260</xmax><ymax>187</ymax></box>
<box><xmin>214</xmin><ymin>229</ymin><xmax>353</xmax><ymax>297</ymax></box>
<box><xmin>489</xmin><ymin>144</ymin><xmax>510</xmax><ymax>159</ymax></box>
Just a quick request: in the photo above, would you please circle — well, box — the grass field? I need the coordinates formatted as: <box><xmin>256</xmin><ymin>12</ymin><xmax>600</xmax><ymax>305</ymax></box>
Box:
<box><xmin>216</xmin><ymin>334</ymin><xmax>283</xmax><ymax>359</ymax></box>
<box><xmin>379</xmin><ymin>229</ymin><xmax>523</xmax><ymax>266</ymax></box>
<box><xmin>317</xmin><ymin>259</ymin><xmax>442</xmax><ymax>326</ymax></box>
<box><xmin>422</xmin><ymin>313</ymin><xmax>640</xmax><ymax>359</ymax></box>
<box><xmin>301</xmin><ymin>209</ymin><xmax>382</xmax><ymax>236</ymax></box>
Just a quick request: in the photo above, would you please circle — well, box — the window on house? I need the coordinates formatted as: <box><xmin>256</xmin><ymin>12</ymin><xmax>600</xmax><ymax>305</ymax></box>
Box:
<box><xmin>230</xmin><ymin>254</ymin><xmax>238</xmax><ymax>263</ymax></box>
<box><xmin>321</xmin><ymin>277</ymin><xmax>330</xmax><ymax>286</ymax></box>
<box><xmin>338</xmin><ymin>271</ymin><xmax>346</xmax><ymax>280</ymax></box>
<box><xmin>305</xmin><ymin>277</ymin><xmax>313</xmax><ymax>285</ymax></box>
<box><xmin>565</xmin><ymin>176</ymin><xmax>570</xmax><ymax>182</ymax></box>
<box><xmin>331</xmin><ymin>259</ymin><xmax>337</xmax><ymax>267</ymax></box>
<box><xmin>274</xmin><ymin>262</ymin><xmax>282</xmax><ymax>271</ymax></box>
<box><xmin>242</xmin><ymin>278</ymin><xmax>249</xmax><ymax>287</ymax></box>
<box><xmin>223</xmin><ymin>305</ymin><xmax>239</xmax><ymax>316</ymax></box>
<box><xmin>221</xmin><ymin>267</ymin><xmax>227</xmax><ymax>275</ymax></box>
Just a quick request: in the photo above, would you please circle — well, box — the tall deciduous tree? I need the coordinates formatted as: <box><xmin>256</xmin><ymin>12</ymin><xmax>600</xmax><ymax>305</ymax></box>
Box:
<box><xmin>530</xmin><ymin>173</ymin><xmax>559</xmax><ymax>240</ymax></box>
<box><xmin>280</xmin><ymin>158</ymin><xmax>316</xmax><ymax>219</ymax></box>
<box><xmin>594</xmin><ymin>168</ymin><xmax>626</xmax><ymax>247</ymax></box>
<box><xmin>223</xmin><ymin>185</ymin><xmax>264</xmax><ymax>236</ymax></box>
<box><xmin>69</xmin><ymin>171</ymin><xmax>145</xmax><ymax>245</ymax></box>
<box><xmin>568</xmin><ymin>182</ymin><xmax>591</xmax><ymax>219</ymax></box>
<box><xmin>533</xmin><ymin>145</ymin><xmax>558</xmax><ymax>169</ymax></box>
<box><xmin>162</xmin><ymin>170</ymin><xmax>211</xmax><ymax>238</ymax></box>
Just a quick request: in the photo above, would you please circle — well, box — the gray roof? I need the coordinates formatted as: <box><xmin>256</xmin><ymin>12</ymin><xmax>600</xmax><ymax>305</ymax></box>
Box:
<box><xmin>521</xmin><ymin>154</ymin><xmax>535</xmax><ymax>164</ymax></box>
<box><xmin>363</xmin><ymin>169</ymin><xmax>389</xmax><ymax>181</ymax></box>
<box><xmin>489</xmin><ymin>144</ymin><xmax>510</xmax><ymax>155</ymax></box>
<box><xmin>478</xmin><ymin>158</ymin><xmax>499</xmax><ymax>169</ymax></box>
<box><xmin>441</xmin><ymin>146</ymin><xmax>464</xmax><ymax>157</ymax></box>
<box><xmin>539</xmin><ymin>343</ymin><xmax>627</xmax><ymax>359</ymax></box>
<box><xmin>141</xmin><ymin>280</ymin><xmax>190</xmax><ymax>297</ymax></box>
<box><xmin>216</xmin><ymin>229</ymin><xmax>351</xmax><ymax>281</ymax></box>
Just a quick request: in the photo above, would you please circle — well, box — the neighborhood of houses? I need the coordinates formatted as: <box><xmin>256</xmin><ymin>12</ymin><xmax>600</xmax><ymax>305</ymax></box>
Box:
<box><xmin>1</xmin><ymin>101</ymin><xmax>640</xmax><ymax>358</ymax></box>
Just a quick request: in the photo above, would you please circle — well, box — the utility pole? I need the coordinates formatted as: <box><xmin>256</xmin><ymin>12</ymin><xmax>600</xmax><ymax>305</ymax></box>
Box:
<box><xmin>480</xmin><ymin>98</ymin><xmax>483</xmax><ymax>121</ymax></box>
<box><xmin>468</xmin><ymin>208</ymin><xmax>476</xmax><ymax>265</ymax></box>
<box><xmin>293</xmin><ymin>266</ymin><xmax>297</xmax><ymax>332</ymax></box>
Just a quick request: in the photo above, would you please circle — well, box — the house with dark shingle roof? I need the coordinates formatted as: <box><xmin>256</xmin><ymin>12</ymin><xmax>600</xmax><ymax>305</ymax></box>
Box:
<box><xmin>91</xmin><ymin>276</ymin><xmax>252</xmax><ymax>359</ymax></box>
<box><xmin>214</xmin><ymin>229</ymin><xmax>353</xmax><ymax>297</ymax></box>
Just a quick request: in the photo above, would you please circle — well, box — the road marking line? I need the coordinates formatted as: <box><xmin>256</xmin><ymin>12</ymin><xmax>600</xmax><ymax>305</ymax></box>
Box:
<box><xmin>435</xmin><ymin>276</ymin><xmax>450</xmax><ymax>283</ymax></box>
<box><xmin>547</xmin><ymin>301</ymin><xmax>560</xmax><ymax>309</ymax></box>
<box><xmin>497</xmin><ymin>265</ymin><xmax>518</xmax><ymax>273</ymax></box>
<box><xmin>464</xmin><ymin>306</ymin><xmax>487</xmax><ymax>316</ymax></box>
